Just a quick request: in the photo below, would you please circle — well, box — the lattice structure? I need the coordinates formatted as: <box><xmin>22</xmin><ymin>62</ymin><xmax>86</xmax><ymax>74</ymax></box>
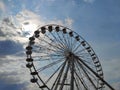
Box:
<box><xmin>26</xmin><ymin>24</ymin><xmax>114</xmax><ymax>90</ymax></box>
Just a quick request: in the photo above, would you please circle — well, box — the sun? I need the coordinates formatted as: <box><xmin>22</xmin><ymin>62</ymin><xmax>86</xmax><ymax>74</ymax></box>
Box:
<box><xmin>22</xmin><ymin>21</ymin><xmax>38</xmax><ymax>37</ymax></box>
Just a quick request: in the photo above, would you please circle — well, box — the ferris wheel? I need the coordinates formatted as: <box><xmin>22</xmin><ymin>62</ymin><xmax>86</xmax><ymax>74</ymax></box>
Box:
<box><xmin>26</xmin><ymin>24</ymin><xmax>114</xmax><ymax>90</ymax></box>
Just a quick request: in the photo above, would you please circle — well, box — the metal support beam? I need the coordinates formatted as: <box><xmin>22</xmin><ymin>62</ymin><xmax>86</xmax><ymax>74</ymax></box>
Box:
<box><xmin>70</xmin><ymin>57</ymin><xmax>74</xmax><ymax>90</ymax></box>
<box><xmin>75</xmin><ymin>56</ymin><xmax>115</xmax><ymax>90</ymax></box>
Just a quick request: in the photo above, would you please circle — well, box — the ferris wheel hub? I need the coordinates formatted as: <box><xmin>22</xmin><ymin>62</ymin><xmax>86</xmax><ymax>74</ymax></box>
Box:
<box><xmin>64</xmin><ymin>51</ymin><xmax>75</xmax><ymax>59</ymax></box>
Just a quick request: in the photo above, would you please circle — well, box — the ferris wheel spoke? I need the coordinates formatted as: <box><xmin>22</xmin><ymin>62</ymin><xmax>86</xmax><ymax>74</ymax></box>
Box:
<box><xmin>33</xmin><ymin>54</ymin><xmax>62</xmax><ymax>58</ymax></box>
<box><xmin>72</xmin><ymin>42</ymin><xmax>82</xmax><ymax>53</ymax></box>
<box><xmin>34</xmin><ymin>57</ymin><xmax>64</xmax><ymax>62</ymax></box>
<box><xmin>50</xmin><ymin>31</ymin><xmax>66</xmax><ymax>50</ymax></box>
<box><xmin>33</xmin><ymin>48</ymin><xmax>63</xmax><ymax>57</ymax></box>
<box><xmin>76</xmin><ymin>57</ymin><xmax>94</xmax><ymax>66</ymax></box>
<box><xmin>74</xmin><ymin>48</ymin><xmax>86</xmax><ymax>54</ymax></box>
<box><xmin>33</xmin><ymin>44</ymin><xmax>55</xmax><ymax>52</ymax></box>
<box><xmin>45</xmin><ymin>62</ymin><xmax>64</xmax><ymax>84</ymax></box>
<box><xmin>76</xmin><ymin>52</ymin><xmax>89</xmax><ymax>55</ymax></box>
<box><xmin>77</xmin><ymin>53</ymin><xmax>91</xmax><ymax>59</ymax></box>
<box><xmin>80</xmin><ymin>60</ymin><xmax>95</xmax><ymax>69</ymax></box>
<box><xmin>69</xmin><ymin>60</ymin><xmax>75</xmax><ymax>90</ymax></box>
<box><xmin>63</xmin><ymin>32</ymin><xmax>72</xmax><ymax>50</ymax></box>
<box><xmin>76</xmin><ymin>55</ymin><xmax>95</xmax><ymax>68</ymax></box>
<box><xmin>51</xmin><ymin>32</ymin><xmax>66</xmax><ymax>49</ymax></box>
<box><xmin>76</xmin><ymin>52</ymin><xmax>91</xmax><ymax>58</ymax></box>
<box><xmin>51</xmin><ymin>60</ymin><xmax>67</xmax><ymax>90</ymax></box>
<box><xmin>76</xmin><ymin>59</ymin><xmax>97</xmax><ymax>89</ymax></box>
<box><xmin>75</xmin><ymin>60</ymin><xmax>97</xmax><ymax>89</ymax></box>
<box><xmin>71</xmin><ymin>39</ymin><xmax>78</xmax><ymax>51</ymax></box>
<box><xmin>43</xmin><ymin>43</ymin><xmax>62</xmax><ymax>53</ymax></box>
<box><xmin>78</xmin><ymin>56</ymin><xmax>91</xmax><ymax>60</ymax></box>
<box><xmin>55</xmin><ymin>31</ymin><xmax>68</xmax><ymax>49</ymax></box>
<box><xmin>83</xmin><ymin>66</ymin><xmax>98</xmax><ymax>83</ymax></box>
<box><xmin>33</xmin><ymin>52</ymin><xmax>63</xmax><ymax>59</ymax></box>
<box><xmin>75</xmin><ymin>52</ymin><xmax>90</xmax><ymax>61</ymax></box>
<box><xmin>59</xmin><ymin>60</ymin><xmax>70</xmax><ymax>90</ymax></box>
<box><xmin>74</xmin><ymin>61</ymin><xmax>89</xmax><ymax>90</ymax></box>
<box><xmin>38</xmin><ymin>37</ymin><xmax>63</xmax><ymax>52</ymax></box>
<box><xmin>34</xmin><ymin>48</ymin><xmax>63</xmax><ymax>56</ymax></box>
<box><xmin>37</xmin><ymin>59</ymin><xmax>64</xmax><ymax>72</ymax></box>
<box><xmin>69</xmin><ymin>36</ymin><xmax>73</xmax><ymax>51</ymax></box>
<box><xmin>74</xmin><ymin>71</ymin><xmax>88</xmax><ymax>90</ymax></box>
<box><xmin>66</xmin><ymin>33</ymin><xmax>71</xmax><ymax>50</ymax></box>
<box><xmin>74</xmin><ymin>76</ymin><xmax>81</xmax><ymax>90</ymax></box>
<box><xmin>77</xmin><ymin>55</ymin><xmax>93</xmax><ymax>61</ymax></box>
<box><xmin>62</xmin><ymin>32</ymin><xmax>70</xmax><ymax>49</ymax></box>
<box><xmin>75</xmin><ymin>55</ymin><xmax>114</xmax><ymax>89</ymax></box>
<box><xmin>56</xmin><ymin>30</ymin><xmax>68</xmax><ymax>48</ymax></box>
<box><xmin>45</xmin><ymin>32</ymin><xmax>65</xmax><ymax>51</ymax></box>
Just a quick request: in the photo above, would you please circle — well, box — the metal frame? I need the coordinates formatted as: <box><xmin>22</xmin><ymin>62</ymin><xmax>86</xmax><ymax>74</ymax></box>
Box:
<box><xmin>26</xmin><ymin>24</ymin><xmax>114</xmax><ymax>90</ymax></box>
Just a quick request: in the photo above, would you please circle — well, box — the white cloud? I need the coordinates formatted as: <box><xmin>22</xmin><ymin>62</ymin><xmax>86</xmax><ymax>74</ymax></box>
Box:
<box><xmin>100</xmin><ymin>58</ymin><xmax>120</xmax><ymax>90</ymax></box>
<box><xmin>0</xmin><ymin>55</ymin><xmax>28</xmax><ymax>83</ymax></box>
<box><xmin>0</xmin><ymin>9</ymin><xmax>74</xmax><ymax>41</ymax></box>
<box><xmin>65</xmin><ymin>17</ymin><xmax>74</xmax><ymax>28</ymax></box>
<box><xmin>0</xmin><ymin>9</ymin><xmax>74</xmax><ymax>90</ymax></box>
<box><xmin>83</xmin><ymin>0</ymin><xmax>95</xmax><ymax>3</ymax></box>
<box><xmin>102</xmin><ymin>59</ymin><xmax>120</xmax><ymax>81</ymax></box>
<box><xmin>1</xmin><ymin>8</ymin><xmax>119</xmax><ymax>90</ymax></box>
<box><xmin>0</xmin><ymin>1</ymin><xmax>6</xmax><ymax>12</ymax></box>
<box><xmin>88</xmin><ymin>40</ymin><xmax>120</xmax><ymax>90</ymax></box>
<box><xmin>1</xmin><ymin>9</ymin><xmax>119</xmax><ymax>89</ymax></box>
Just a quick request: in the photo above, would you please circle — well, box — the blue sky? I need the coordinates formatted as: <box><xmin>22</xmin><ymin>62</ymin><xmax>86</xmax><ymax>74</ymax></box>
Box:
<box><xmin>0</xmin><ymin>0</ymin><xmax>120</xmax><ymax>90</ymax></box>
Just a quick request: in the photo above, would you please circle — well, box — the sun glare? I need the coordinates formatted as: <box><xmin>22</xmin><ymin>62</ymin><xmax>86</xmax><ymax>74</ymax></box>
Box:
<box><xmin>22</xmin><ymin>21</ymin><xmax>38</xmax><ymax>37</ymax></box>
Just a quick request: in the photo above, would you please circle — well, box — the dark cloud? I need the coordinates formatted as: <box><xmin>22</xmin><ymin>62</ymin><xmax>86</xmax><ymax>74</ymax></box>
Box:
<box><xmin>0</xmin><ymin>27</ymin><xmax>5</xmax><ymax>36</ymax></box>
<box><xmin>0</xmin><ymin>80</ymin><xmax>24</xmax><ymax>90</ymax></box>
<box><xmin>0</xmin><ymin>40</ymin><xmax>23</xmax><ymax>56</ymax></box>
<box><xmin>2</xmin><ymin>17</ymin><xmax>16</xmax><ymax>28</ymax></box>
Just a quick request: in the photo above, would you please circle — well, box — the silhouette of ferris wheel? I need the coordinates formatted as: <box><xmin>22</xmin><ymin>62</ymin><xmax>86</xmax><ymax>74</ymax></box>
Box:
<box><xmin>26</xmin><ymin>24</ymin><xmax>114</xmax><ymax>90</ymax></box>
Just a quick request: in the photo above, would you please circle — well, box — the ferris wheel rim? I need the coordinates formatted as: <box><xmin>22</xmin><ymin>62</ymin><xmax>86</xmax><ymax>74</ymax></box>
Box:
<box><xmin>26</xmin><ymin>24</ymin><xmax>104</xmax><ymax>90</ymax></box>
